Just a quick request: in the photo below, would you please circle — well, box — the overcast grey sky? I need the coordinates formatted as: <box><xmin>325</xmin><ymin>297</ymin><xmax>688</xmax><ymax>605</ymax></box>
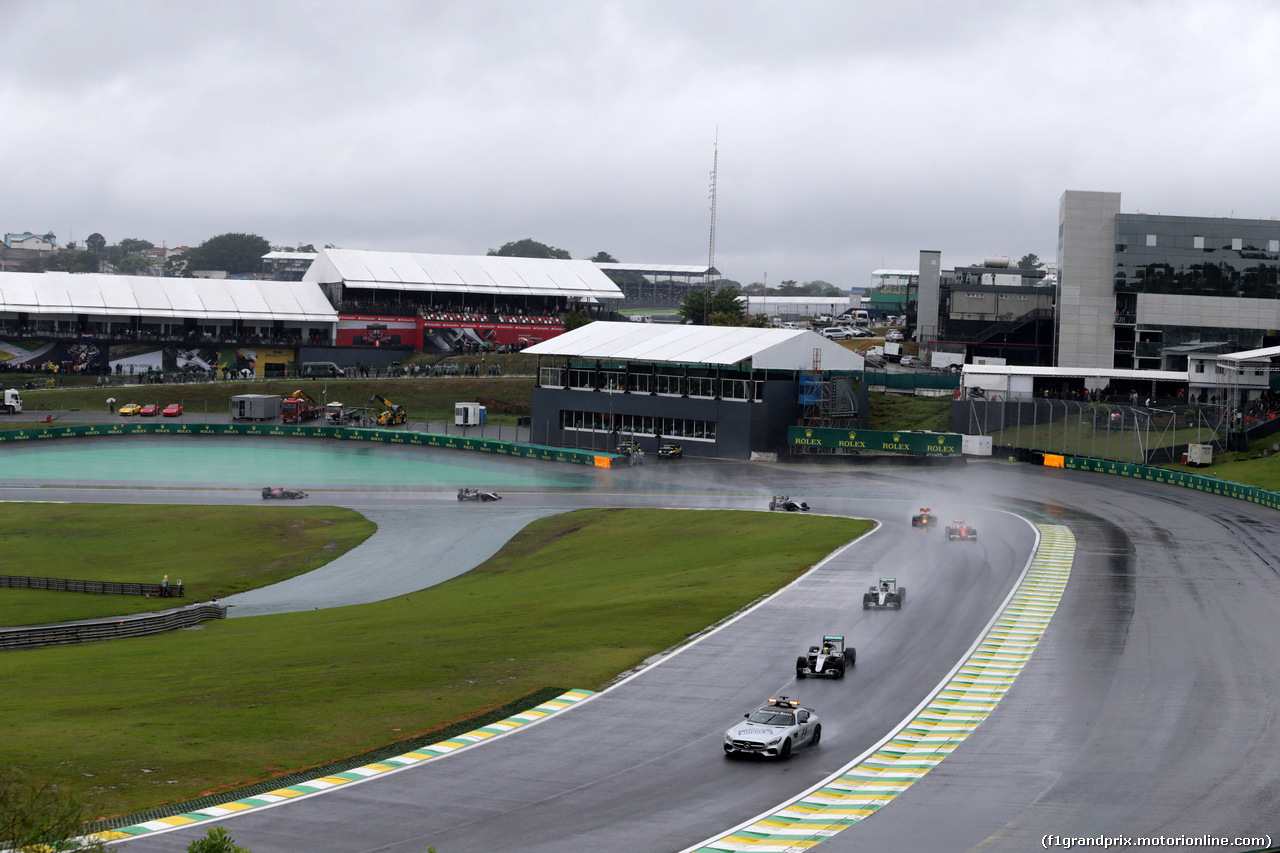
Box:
<box><xmin>5</xmin><ymin>1</ymin><xmax>1279</xmax><ymax>288</ymax></box>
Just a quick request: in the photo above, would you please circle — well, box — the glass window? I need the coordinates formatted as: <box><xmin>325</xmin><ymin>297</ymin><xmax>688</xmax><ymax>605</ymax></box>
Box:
<box><xmin>1193</xmin><ymin>236</ymin><xmax>1205</xmax><ymax>249</ymax></box>
<box><xmin>1233</xmin><ymin>238</ymin><xmax>1243</xmax><ymax>250</ymax></box>
<box><xmin>1270</xmin><ymin>240</ymin><xmax>1280</xmax><ymax>253</ymax></box>
<box><xmin>1146</xmin><ymin>234</ymin><xmax>1157</xmax><ymax>247</ymax></box>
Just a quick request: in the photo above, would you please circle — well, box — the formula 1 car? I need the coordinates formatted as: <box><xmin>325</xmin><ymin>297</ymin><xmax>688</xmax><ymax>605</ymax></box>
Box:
<box><xmin>796</xmin><ymin>634</ymin><xmax>856</xmax><ymax>678</ymax></box>
<box><xmin>863</xmin><ymin>577</ymin><xmax>906</xmax><ymax>609</ymax></box>
<box><xmin>945</xmin><ymin>520</ymin><xmax>978</xmax><ymax>541</ymax></box>
<box><xmin>769</xmin><ymin>495</ymin><xmax>809</xmax><ymax>512</ymax></box>
<box><xmin>262</xmin><ymin>487</ymin><xmax>308</xmax><ymax>500</ymax></box>
<box><xmin>723</xmin><ymin>696</ymin><xmax>821</xmax><ymax>760</ymax></box>
<box><xmin>911</xmin><ymin>507</ymin><xmax>936</xmax><ymax>529</ymax></box>
<box><xmin>457</xmin><ymin>487</ymin><xmax>502</xmax><ymax>502</ymax></box>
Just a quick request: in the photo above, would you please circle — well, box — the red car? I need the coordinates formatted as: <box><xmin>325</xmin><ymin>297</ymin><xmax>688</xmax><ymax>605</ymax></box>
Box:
<box><xmin>162</xmin><ymin>403</ymin><xmax>183</xmax><ymax>417</ymax></box>
<box><xmin>139</xmin><ymin>404</ymin><xmax>161</xmax><ymax>416</ymax></box>
<box><xmin>945</xmin><ymin>520</ymin><xmax>978</xmax><ymax>541</ymax></box>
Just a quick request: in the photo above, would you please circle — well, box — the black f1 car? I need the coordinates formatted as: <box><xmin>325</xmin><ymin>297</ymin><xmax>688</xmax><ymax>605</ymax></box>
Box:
<box><xmin>863</xmin><ymin>577</ymin><xmax>906</xmax><ymax>609</ymax></box>
<box><xmin>796</xmin><ymin>634</ymin><xmax>856</xmax><ymax>678</ymax></box>
<box><xmin>769</xmin><ymin>495</ymin><xmax>809</xmax><ymax>512</ymax></box>
<box><xmin>457</xmin><ymin>487</ymin><xmax>502</xmax><ymax>502</ymax></box>
<box><xmin>945</xmin><ymin>520</ymin><xmax>978</xmax><ymax>540</ymax></box>
<box><xmin>262</xmin><ymin>487</ymin><xmax>308</xmax><ymax>500</ymax></box>
<box><xmin>911</xmin><ymin>507</ymin><xmax>936</xmax><ymax>528</ymax></box>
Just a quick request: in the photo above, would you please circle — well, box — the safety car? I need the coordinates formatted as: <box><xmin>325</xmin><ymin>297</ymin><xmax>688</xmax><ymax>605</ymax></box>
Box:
<box><xmin>723</xmin><ymin>696</ymin><xmax>821</xmax><ymax>760</ymax></box>
<box><xmin>796</xmin><ymin>635</ymin><xmax>856</xmax><ymax>678</ymax></box>
<box><xmin>658</xmin><ymin>441</ymin><xmax>683</xmax><ymax>458</ymax></box>
<box><xmin>863</xmin><ymin>577</ymin><xmax>906</xmax><ymax>609</ymax></box>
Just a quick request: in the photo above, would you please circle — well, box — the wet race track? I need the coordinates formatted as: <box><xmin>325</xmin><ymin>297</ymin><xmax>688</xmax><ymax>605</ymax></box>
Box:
<box><xmin>5</xmin><ymin>436</ymin><xmax>1279</xmax><ymax>852</ymax></box>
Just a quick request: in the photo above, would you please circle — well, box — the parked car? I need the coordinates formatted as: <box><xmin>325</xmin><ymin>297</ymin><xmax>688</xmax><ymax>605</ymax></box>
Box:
<box><xmin>162</xmin><ymin>403</ymin><xmax>183</xmax><ymax>417</ymax></box>
<box><xmin>900</xmin><ymin>355</ymin><xmax>924</xmax><ymax>368</ymax></box>
<box><xmin>139</xmin><ymin>404</ymin><xmax>161</xmax><ymax>416</ymax></box>
<box><xmin>864</xmin><ymin>353</ymin><xmax>887</xmax><ymax>368</ymax></box>
<box><xmin>658</xmin><ymin>442</ymin><xmax>683</xmax><ymax>458</ymax></box>
<box><xmin>885</xmin><ymin>330</ymin><xmax>905</xmax><ymax>342</ymax></box>
<box><xmin>118</xmin><ymin>403</ymin><xmax>142</xmax><ymax>417</ymax></box>
<box><xmin>820</xmin><ymin>326</ymin><xmax>854</xmax><ymax>341</ymax></box>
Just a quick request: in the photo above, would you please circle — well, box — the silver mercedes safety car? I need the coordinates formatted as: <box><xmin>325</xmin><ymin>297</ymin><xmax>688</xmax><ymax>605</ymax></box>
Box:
<box><xmin>723</xmin><ymin>696</ymin><xmax>822</xmax><ymax>759</ymax></box>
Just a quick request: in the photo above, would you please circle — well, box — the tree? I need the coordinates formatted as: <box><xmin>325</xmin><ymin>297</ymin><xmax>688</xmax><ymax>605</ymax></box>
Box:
<box><xmin>116</xmin><ymin>254</ymin><xmax>152</xmax><ymax>275</ymax></box>
<box><xmin>777</xmin><ymin>280</ymin><xmax>801</xmax><ymax>294</ymax></box>
<box><xmin>296</xmin><ymin>243</ymin><xmax>316</xmax><ymax>253</ymax></box>
<box><xmin>183</xmin><ymin>233</ymin><xmax>271</xmax><ymax>275</ymax></box>
<box><xmin>590</xmin><ymin>251</ymin><xmax>617</xmax><ymax>264</ymax></box>
<box><xmin>118</xmin><ymin>238</ymin><xmax>155</xmax><ymax>254</ymax></box>
<box><xmin>801</xmin><ymin>280</ymin><xmax>845</xmax><ymax>297</ymax></box>
<box><xmin>1018</xmin><ymin>253</ymin><xmax>1045</xmax><ymax>270</ymax></box>
<box><xmin>50</xmin><ymin>250</ymin><xmax>100</xmax><ymax>274</ymax></box>
<box><xmin>679</xmin><ymin>285</ymin><xmax>747</xmax><ymax>326</ymax></box>
<box><xmin>487</xmin><ymin>238</ymin><xmax>571</xmax><ymax>260</ymax></box>
<box><xmin>0</xmin><ymin>770</ymin><xmax>107</xmax><ymax>852</ymax></box>
<box><xmin>186</xmin><ymin>826</ymin><xmax>250</xmax><ymax>853</ymax></box>
<box><xmin>741</xmin><ymin>282</ymin><xmax>767</xmax><ymax>295</ymax></box>
<box><xmin>85</xmin><ymin>233</ymin><xmax>106</xmax><ymax>254</ymax></box>
<box><xmin>563</xmin><ymin>308</ymin><xmax>593</xmax><ymax>332</ymax></box>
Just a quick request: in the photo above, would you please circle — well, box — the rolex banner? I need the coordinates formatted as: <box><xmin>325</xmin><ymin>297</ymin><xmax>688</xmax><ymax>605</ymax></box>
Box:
<box><xmin>788</xmin><ymin>426</ymin><xmax>962</xmax><ymax>455</ymax></box>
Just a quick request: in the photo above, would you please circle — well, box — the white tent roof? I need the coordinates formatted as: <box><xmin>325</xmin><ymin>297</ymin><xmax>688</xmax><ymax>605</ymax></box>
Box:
<box><xmin>304</xmin><ymin>249</ymin><xmax>624</xmax><ymax>301</ymax></box>
<box><xmin>594</xmin><ymin>262</ymin><xmax>715</xmax><ymax>276</ymax></box>
<box><xmin>962</xmin><ymin>364</ymin><xmax>1188</xmax><ymax>382</ymax></box>
<box><xmin>0</xmin><ymin>272</ymin><xmax>337</xmax><ymax>323</ymax></box>
<box><xmin>523</xmin><ymin>321</ymin><xmax>864</xmax><ymax>371</ymax></box>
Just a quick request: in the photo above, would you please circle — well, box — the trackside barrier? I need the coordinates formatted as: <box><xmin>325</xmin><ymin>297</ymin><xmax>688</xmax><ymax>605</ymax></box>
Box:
<box><xmin>1056</xmin><ymin>455</ymin><xmax>1280</xmax><ymax>510</ymax></box>
<box><xmin>0</xmin><ymin>422</ymin><xmax>616</xmax><ymax>468</ymax></box>
<box><xmin>0</xmin><ymin>604</ymin><xmax>227</xmax><ymax>651</ymax></box>
<box><xmin>0</xmin><ymin>575</ymin><xmax>185</xmax><ymax>597</ymax></box>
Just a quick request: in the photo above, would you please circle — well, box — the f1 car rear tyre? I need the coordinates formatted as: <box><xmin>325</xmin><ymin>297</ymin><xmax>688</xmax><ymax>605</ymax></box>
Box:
<box><xmin>811</xmin><ymin>724</ymin><xmax>821</xmax><ymax>746</ymax></box>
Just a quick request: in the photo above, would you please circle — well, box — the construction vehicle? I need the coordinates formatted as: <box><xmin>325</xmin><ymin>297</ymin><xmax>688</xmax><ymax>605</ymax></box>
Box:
<box><xmin>281</xmin><ymin>389</ymin><xmax>322</xmax><ymax>423</ymax></box>
<box><xmin>369</xmin><ymin>393</ymin><xmax>407</xmax><ymax>426</ymax></box>
<box><xmin>0</xmin><ymin>389</ymin><xmax>22</xmax><ymax>414</ymax></box>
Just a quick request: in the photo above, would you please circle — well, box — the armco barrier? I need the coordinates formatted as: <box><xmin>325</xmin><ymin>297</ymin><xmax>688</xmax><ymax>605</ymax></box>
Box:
<box><xmin>0</xmin><ymin>575</ymin><xmax>185</xmax><ymax>597</ymax></box>
<box><xmin>0</xmin><ymin>604</ymin><xmax>228</xmax><ymax>651</ymax></box>
<box><xmin>0</xmin><ymin>422</ymin><xmax>616</xmax><ymax>468</ymax></box>
<box><xmin>1060</xmin><ymin>455</ymin><xmax>1280</xmax><ymax>511</ymax></box>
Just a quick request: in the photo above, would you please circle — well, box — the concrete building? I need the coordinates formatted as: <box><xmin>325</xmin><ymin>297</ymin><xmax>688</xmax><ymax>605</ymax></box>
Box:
<box><xmin>1056</xmin><ymin>190</ymin><xmax>1280</xmax><ymax>372</ymax></box>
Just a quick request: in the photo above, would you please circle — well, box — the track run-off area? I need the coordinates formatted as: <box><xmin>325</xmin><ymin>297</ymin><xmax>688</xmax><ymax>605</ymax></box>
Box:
<box><xmin>4</xmin><ymin>435</ymin><xmax>1278</xmax><ymax>853</ymax></box>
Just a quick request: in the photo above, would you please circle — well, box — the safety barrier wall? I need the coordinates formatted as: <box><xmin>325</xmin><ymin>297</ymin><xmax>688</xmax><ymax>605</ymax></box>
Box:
<box><xmin>0</xmin><ymin>604</ymin><xmax>227</xmax><ymax>651</ymax></box>
<box><xmin>1054</xmin><ymin>454</ymin><xmax>1280</xmax><ymax>510</ymax></box>
<box><xmin>0</xmin><ymin>422</ymin><xmax>615</xmax><ymax>468</ymax></box>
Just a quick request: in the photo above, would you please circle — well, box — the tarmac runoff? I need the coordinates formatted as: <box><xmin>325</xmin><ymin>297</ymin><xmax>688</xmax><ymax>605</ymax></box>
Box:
<box><xmin>683</xmin><ymin>522</ymin><xmax>1076</xmax><ymax>853</ymax></box>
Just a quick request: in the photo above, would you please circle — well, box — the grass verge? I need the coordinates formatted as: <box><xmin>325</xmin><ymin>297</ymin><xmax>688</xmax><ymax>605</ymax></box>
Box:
<box><xmin>0</xmin><ymin>505</ymin><xmax>376</xmax><ymax>626</ymax></box>
<box><xmin>0</xmin><ymin>508</ymin><xmax>868</xmax><ymax>820</ymax></box>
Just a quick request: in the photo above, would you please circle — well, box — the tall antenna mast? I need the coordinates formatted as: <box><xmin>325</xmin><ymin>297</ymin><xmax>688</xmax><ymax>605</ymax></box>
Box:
<box><xmin>706</xmin><ymin>131</ymin><xmax>718</xmax><ymax>288</ymax></box>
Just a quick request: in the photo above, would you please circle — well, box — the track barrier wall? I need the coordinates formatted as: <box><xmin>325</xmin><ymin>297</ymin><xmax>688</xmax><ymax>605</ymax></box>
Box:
<box><xmin>1055</xmin><ymin>454</ymin><xmax>1280</xmax><ymax>510</ymax></box>
<box><xmin>0</xmin><ymin>604</ymin><xmax>227</xmax><ymax>651</ymax></box>
<box><xmin>0</xmin><ymin>422</ymin><xmax>615</xmax><ymax>468</ymax></box>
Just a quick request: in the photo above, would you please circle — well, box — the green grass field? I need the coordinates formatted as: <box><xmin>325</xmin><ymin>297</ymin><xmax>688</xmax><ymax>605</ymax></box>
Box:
<box><xmin>0</xmin><ymin>505</ymin><xmax>375</xmax><ymax>626</ymax></box>
<box><xmin>0</xmin><ymin>507</ymin><xmax>869</xmax><ymax>819</ymax></box>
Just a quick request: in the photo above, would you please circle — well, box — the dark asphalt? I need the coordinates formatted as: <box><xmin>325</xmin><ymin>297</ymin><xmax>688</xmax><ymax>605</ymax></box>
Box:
<box><xmin>4</xmin><ymin>447</ymin><xmax>1277</xmax><ymax>852</ymax></box>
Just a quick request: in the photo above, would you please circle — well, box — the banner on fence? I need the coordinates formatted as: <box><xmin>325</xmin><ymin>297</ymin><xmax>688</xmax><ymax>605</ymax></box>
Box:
<box><xmin>787</xmin><ymin>426</ymin><xmax>962</xmax><ymax>455</ymax></box>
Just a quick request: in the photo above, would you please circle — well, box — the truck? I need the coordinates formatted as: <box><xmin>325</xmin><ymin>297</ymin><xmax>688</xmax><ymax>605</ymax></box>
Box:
<box><xmin>1</xmin><ymin>389</ymin><xmax>22</xmax><ymax>414</ymax></box>
<box><xmin>370</xmin><ymin>393</ymin><xmax>407</xmax><ymax>426</ymax></box>
<box><xmin>281</xmin><ymin>389</ymin><xmax>322</xmax><ymax>423</ymax></box>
